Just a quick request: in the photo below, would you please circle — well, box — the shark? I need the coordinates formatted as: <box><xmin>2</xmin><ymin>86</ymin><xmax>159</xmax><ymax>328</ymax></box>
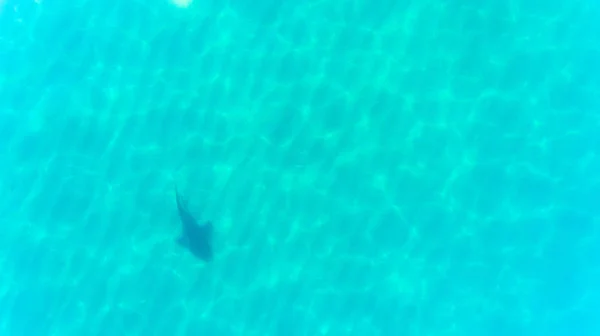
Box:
<box><xmin>174</xmin><ymin>187</ymin><xmax>214</xmax><ymax>262</ymax></box>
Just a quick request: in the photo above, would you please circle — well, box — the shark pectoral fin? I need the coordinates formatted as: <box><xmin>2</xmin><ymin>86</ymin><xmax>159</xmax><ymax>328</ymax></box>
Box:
<box><xmin>176</xmin><ymin>235</ymin><xmax>188</xmax><ymax>247</ymax></box>
<box><xmin>201</xmin><ymin>222</ymin><xmax>214</xmax><ymax>239</ymax></box>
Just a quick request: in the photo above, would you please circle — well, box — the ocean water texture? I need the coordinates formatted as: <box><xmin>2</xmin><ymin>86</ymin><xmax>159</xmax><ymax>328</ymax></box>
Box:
<box><xmin>0</xmin><ymin>0</ymin><xmax>599</xmax><ymax>335</ymax></box>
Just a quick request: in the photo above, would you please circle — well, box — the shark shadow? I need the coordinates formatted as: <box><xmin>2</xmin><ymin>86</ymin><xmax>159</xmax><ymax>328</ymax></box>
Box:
<box><xmin>174</xmin><ymin>187</ymin><xmax>214</xmax><ymax>262</ymax></box>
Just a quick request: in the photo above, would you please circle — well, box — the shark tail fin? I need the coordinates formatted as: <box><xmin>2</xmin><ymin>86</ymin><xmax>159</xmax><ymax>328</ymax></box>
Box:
<box><xmin>174</xmin><ymin>183</ymin><xmax>186</xmax><ymax>211</ymax></box>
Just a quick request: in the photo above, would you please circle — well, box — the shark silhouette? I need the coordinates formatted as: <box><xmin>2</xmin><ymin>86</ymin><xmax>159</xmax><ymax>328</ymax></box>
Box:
<box><xmin>175</xmin><ymin>187</ymin><xmax>213</xmax><ymax>262</ymax></box>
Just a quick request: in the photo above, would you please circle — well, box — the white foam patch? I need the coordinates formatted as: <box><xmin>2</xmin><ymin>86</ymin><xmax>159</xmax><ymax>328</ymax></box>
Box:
<box><xmin>171</xmin><ymin>0</ymin><xmax>192</xmax><ymax>8</ymax></box>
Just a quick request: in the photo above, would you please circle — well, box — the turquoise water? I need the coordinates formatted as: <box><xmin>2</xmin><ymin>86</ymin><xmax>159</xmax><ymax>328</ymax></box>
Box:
<box><xmin>1</xmin><ymin>0</ymin><xmax>599</xmax><ymax>334</ymax></box>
